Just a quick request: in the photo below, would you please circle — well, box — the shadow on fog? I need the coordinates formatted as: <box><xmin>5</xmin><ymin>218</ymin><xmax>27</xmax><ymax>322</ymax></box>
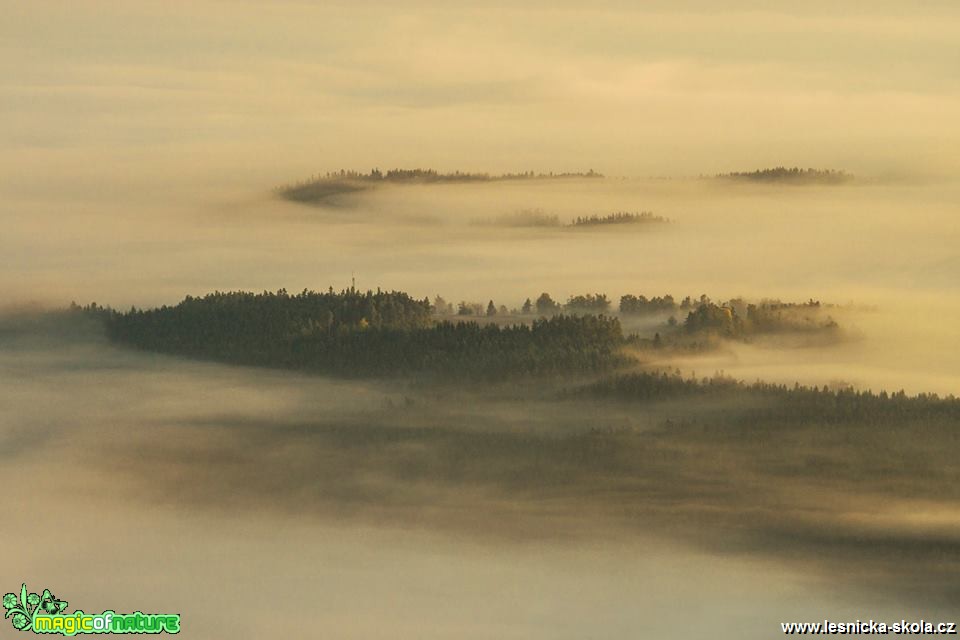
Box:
<box><xmin>3</xmin><ymin>314</ymin><xmax>953</xmax><ymax>608</ymax></box>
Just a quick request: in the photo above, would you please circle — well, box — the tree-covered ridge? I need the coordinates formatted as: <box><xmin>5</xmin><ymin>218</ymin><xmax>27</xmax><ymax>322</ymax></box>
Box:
<box><xmin>471</xmin><ymin>210</ymin><xmax>668</xmax><ymax>229</ymax></box>
<box><xmin>619</xmin><ymin>294</ymin><xmax>679</xmax><ymax>314</ymax></box>
<box><xmin>564</xmin><ymin>293</ymin><xmax>611</xmax><ymax>313</ymax></box>
<box><xmin>618</xmin><ymin>294</ymin><xmax>834</xmax><ymax>335</ymax></box>
<box><xmin>91</xmin><ymin>289</ymin><xmax>626</xmax><ymax>378</ymax></box>
<box><xmin>77</xmin><ymin>287</ymin><xmax>844</xmax><ymax>378</ymax></box>
<box><xmin>439</xmin><ymin>292</ymin><xmax>613</xmax><ymax>317</ymax></box>
<box><xmin>618</xmin><ymin>293</ymin><xmax>830</xmax><ymax>315</ymax></box>
<box><xmin>569</xmin><ymin>211</ymin><xmax>669</xmax><ymax>226</ymax></box>
<box><xmin>278</xmin><ymin>168</ymin><xmax>603</xmax><ymax>203</ymax></box>
<box><xmin>108</xmin><ymin>288</ymin><xmax>433</xmax><ymax>336</ymax></box>
<box><xmin>625</xmin><ymin>300</ymin><xmax>838</xmax><ymax>351</ymax></box>
<box><xmin>436</xmin><ymin>291</ymin><xmax>838</xmax><ymax>343</ymax></box>
<box><xmin>717</xmin><ymin>167</ymin><xmax>852</xmax><ymax>184</ymax></box>
<box><xmin>292</xmin><ymin>168</ymin><xmax>602</xmax><ymax>184</ymax></box>
<box><xmin>581</xmin><ymin>371</ymin><xmax>960</xmax><ymax>424</ymax></box>
<box><xmin>681</xmin><ymin>300</ymin><xmax>837</xmax><ymax>337</ymax></box>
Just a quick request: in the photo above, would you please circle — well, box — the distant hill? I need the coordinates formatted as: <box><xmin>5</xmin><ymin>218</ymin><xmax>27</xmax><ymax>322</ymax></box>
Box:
<box><xmin>569</xmin><ymin>211</ymin><xmax>668</xmax><ymax>227</ymax></box>
<box><xmin>472</xmin><ymin>210</ymin><xmax>668</xmax><ymax>229</ymax></box>
<box><xmin>717</xmin><ymin>167</ymin><xmax>853</xmax><ymax>184</ymax></box>
<box><xmin>277</xmin><ymin>168</ymin><xmax>603</xmax><ymax>204</ymax></box>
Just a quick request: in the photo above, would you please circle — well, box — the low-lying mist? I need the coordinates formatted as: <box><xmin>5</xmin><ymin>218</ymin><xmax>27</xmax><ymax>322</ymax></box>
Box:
<box><xmin>3</xmin><ymin>309</ymin><xmax>959</xmax><ymax>638</ymax></box>
<box><xmin>6</xmin><ymin>175</ymin><xmax>959</xmax><ymax>393</ymax></box>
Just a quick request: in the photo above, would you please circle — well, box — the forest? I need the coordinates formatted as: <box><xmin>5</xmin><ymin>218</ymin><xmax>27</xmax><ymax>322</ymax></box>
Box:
<box><xmin>75</xmin><ymin>287</ymin><xmax>843</xmax><ymax>379</ymax></box>
<box><xmin>278</xmin><ymin>168</ymin><xmax>603</xmax><ymax>203</ymax></box>
<box><xmin>471</xmin><ymin>210</ymin><xmax>668</xmax><ymax>229</ymax></box>
<box><xmin>86</xmin><ymin>289</ymin><xmax>626</xmax><ymax>378</ymax></box>
<box><xmin>447</xmin><ymin>291</ymin><xmax>837</xmax><ymax>342</ymax></box>
<box><xmin>569</xmin><ymin>211</ymin><xmax>669</xmax><ymax>226</ymax></box>
<box><xmin>679</xmin><ymin>299</ymin><xmax>838</xmax><ymax>337</ymax></box>
<box><xmin>65</xmin><ymin>288</ymin><xmax>958</xmax><ymax>431</ymax></box>
<box><xmin>581</xmin><ymin>370</ymin><xmax>959</xmax><ymax>425</ymax></box>
<box><xmin>618</xmin><ymin>294</ymin><xmax>836</xmax><ymax>335</ymax></box>
<box><xmin>717</xmin><ymin>167</ymin><xmax>853</xmax><ymax>184</ymax></box>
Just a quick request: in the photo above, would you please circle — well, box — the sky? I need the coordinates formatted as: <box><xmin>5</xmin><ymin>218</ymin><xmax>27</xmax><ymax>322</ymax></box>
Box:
<box><xmin>3</xmin><ymin>0</ymin><xmax>959</xmax><ymax>195</ymax></box>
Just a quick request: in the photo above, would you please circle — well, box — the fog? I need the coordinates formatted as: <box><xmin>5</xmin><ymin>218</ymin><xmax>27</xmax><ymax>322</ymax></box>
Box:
<box><xmin>3</xmin><ymin>2</ymin><xmax>960</xmax><ymax>637</ymax></box>
<box><xmin>3</xmin><ymin>320</ymin><xmax>959</xmax><ymax>638</ymax></box>
<box><xmin>7</xmin><ymin>178</ymin><xmax>960</xmax><ymax>394</ymax></box>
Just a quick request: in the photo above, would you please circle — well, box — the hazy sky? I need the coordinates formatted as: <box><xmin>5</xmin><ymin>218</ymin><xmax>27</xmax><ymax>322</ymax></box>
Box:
<box><xmin>3</xmin><ymin>0</ymin><xmax>959</xmax><ymax>195</ymax></box>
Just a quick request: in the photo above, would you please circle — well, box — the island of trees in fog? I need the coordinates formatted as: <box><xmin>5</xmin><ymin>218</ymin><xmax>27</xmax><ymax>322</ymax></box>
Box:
<box><xmin>278</xmin><ymin>168</ymin><xmax>603</xmax><ymax>204</ymax></box>
<box><xmin>276</xmin><ymin>165</ymin><xmax>854</xmax><ymax>210</ymax></box>
<box><xmin>57</xmin><ymin>285</ymin><xmax>957</xmax><ymax>436</ymax></box>
<box><xmin>717</xmin><ymin>167</ymin><xmax>853</xmax><ymax>184</ymax></box>
<box><xmin>472</xmin><ymin>210</ymin><xmax>669</xmax><ymax>229</ymax></box>
<box><xmin>83</xmin><ymin>289</ymin><xmax>625</xmax><ymax>379</ymax></box>
<box><xmin>73</xmin><ymin>285</ymin><xmax>841</xmax><ymax>379</ymax></box>
<box><xmin>444</xmin><ymin>290</ymin><xmax>834</xmax><ymax>331</ymax></box>
<box><xmin>570</xmin><ymin>211</ymin><xmax>668</xmax><ymax>227</ymax></box>
<box><xmin>580</xmin><ymin>370</ymin><xmax>959</xmax><ymax>423</ymax></box>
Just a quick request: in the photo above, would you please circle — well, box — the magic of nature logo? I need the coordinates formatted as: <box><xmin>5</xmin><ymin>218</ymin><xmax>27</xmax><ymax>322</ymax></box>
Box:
<box><xmin>3</xmin><ymin>584</ymin><xmax>180</xmax><ymax>635</ymax></box>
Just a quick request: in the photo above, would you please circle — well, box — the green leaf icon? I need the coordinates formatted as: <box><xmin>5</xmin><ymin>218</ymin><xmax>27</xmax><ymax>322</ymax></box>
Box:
<box><xmin>41</xmin><ymin>598</ymin><xmax>66</xmax><ymax>615</ymax></box>
<box><xmin>19</xmin><ymin>585</ymin><xmax>27</xmax><ymax>610</ymax></box>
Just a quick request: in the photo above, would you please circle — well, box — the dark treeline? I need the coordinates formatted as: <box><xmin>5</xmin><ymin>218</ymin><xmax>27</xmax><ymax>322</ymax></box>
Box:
<box><xmin>472</xmin><ymin>210</ymin><xmax>668</xmax><ymax>229</ymax></box>
<box><xmin>437</xmin><ymin>291</ymin><xmax>837</xmax><ymax>342</ymax></box>
<box><xmin>620</xmin><ymin>294</ymin><xmax>826</xmax><ymax>316</ymax></box>
<box><xmin>581</xmin><ymin>371</ymin><xmax>960</xmax><ymax>425</ymax></box>
<box><xmin>564</xmin><ymin>293</ymin><xmax>611</xmax><ymax>313</ymax></box>
<box><xmin>619</xmin><ymin>294</ymin><xmax>679</xmax><ymax>314</ymax></box>
<box><xmin>442</xmin><ymin>292</ymin><xmax>612</xmax><ymax>317</ymax></box>
<box><xmin>279</xmin><ymin>168</ymin><xmax>602</xmax><ymax>202</ymax></box>
<box><xmin>293</xmin><ymin>167</ymin><xmax>602</xmax><ymax>184</ymax></box>
<box><xmin>73</xmin><ymin>287</ymin><xmax>842</xmax><ymax>378</ymax></box>
<box><xmin>81</xmin><ymin>289</ymin><xmax>626</xmax><ymax>379</ymax></box>
<box><xmin>619</xmin><ymin>294</ymin><xmax>834</xmax><ymax>337</ymax></box>
<box><xmin>681</xmin><ymin>301</ymin><xmax>837</xmax><ymax>338</ymax></box>
<box><xmin>570</xmin><ymin>211</ymin><xmax>668</xmax><ymax>226</ymax></box>
<box><xmin>103</xmin><ymin>288</ymin><xmax>434</xmax><ymax>335</ymax></box>
<box><xmin>717</xmin><ymin>167</ymin><xmax>853</xmax><ymax>184</ymax></box>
